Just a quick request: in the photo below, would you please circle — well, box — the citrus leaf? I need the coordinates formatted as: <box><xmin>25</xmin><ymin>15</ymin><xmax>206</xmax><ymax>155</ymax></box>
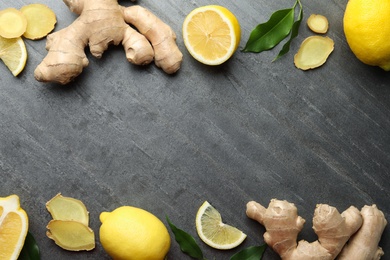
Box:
<box><xmin>18</xmin><ymin>231</ymin><xmax>40</xmax><ymax>260</ymax></box>
<box><xmin>274</xmin><ymin>0</ymin><xmax>303</xmax><ymax>60</ymax></box>
<box><xmin>230</xmin><ymin>245</ymin><xmax>267</xmax><ymax>260</ymax></box>
<box><xmin>166</xmin><ymin>216</ymin><xmax>204</xmax><ymax>260</ymax></box>
<box><xmin>242</xmin><ymin>8</ymin><xmax>295</xmax><ymax>53</ymax></box>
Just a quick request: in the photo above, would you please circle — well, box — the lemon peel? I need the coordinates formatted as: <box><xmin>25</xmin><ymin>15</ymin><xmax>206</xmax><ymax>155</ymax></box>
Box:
<box><xmin>99</xmin><ymin>206</ymin><xmax>170</xmax><ymax>260</ymax></box>
<box><xmin>343</xmin><ymin>0</ymin><xmax>390</xmax><ymax>70</ymax></box>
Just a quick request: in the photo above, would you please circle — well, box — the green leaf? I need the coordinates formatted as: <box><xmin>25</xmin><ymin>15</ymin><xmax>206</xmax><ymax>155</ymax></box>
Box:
<box><xmin>18</xmin><ymin>231</ymin><xmax>40</xmax><ymax>260</ymax></box>
<box><xmin>166</xmin><ymin>216</ymin><xmax>204</xmax><ymax>260</ymax></box>
<box><xmin>274</xmin><ymin>0</ymin><xmax>303</xmax><ymax>60</ymax></box>
<box><xmin>230</xmin><ymin>245</ymin><xmax>267</xmax><ymax>260</ymax></box>
<box><xmin>242</xmin><ymin>8</ymin><xmax>295</xmax><ymax>53</ymax></box>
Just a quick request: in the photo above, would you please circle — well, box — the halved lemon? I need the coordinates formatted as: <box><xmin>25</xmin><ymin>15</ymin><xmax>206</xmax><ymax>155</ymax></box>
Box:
<box><xmin>182</xmin><ymin>5</ymin><xmax>241</xmax><ymax>65</ymax></box>
<box><xmin>0</xmin><ymin>194</ymin><xmax>29</xmax><ymax>260</ymax></box>
<box><xmin>0</xmin><ymin>36</ymin><xmax>27</xmax><ymax>76</ymax></box>
<box><xmin>195</xmin><ymin>201</ymin><xmax>246</xmax><ymax>250</ymax></box>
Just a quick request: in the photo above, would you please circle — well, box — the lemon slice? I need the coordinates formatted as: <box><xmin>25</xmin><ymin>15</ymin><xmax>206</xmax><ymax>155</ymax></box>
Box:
<box><xmin>195</xmin><ymin>201</ymin><xmax>246</xmax><ymax>250</ymax></box>
<box><xmin>0</xmin><ymin>36</ymin><xmax>27</xmax><ymax>76</ymax></box>
<box><xmin>0</xmin><ymin>195</ymin><xmax>29</xmax><ymax>260</ymax></box>
<box><xmin>182</xmin><ymin>5</ymin><xmax>241</xmax><ymax>65</ymax></box>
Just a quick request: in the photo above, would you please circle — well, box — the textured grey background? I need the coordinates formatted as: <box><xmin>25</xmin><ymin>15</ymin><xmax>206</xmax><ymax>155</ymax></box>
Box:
<box><xmin>1</xmin><ymin>0</ymin><xmax>389</xmax><ymax>259</ymax></box>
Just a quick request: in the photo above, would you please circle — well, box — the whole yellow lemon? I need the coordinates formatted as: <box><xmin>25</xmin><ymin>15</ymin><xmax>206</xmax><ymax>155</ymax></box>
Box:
<box><xmin>99</xmin><ymin>206</ymin><xmax>170</xmax><ymax>260</ymax></box>
<box><xmin>343</xmin><ymin>0</ymin><xmax>390</xmax><ymax>70</ymax></box>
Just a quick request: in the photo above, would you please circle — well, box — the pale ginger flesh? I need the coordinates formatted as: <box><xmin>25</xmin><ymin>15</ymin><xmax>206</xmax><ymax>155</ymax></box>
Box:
<box><xmin>34</xmin><ymin>0</ymin><xmax>183</xmax><ymax>84</ymax></box>
<box><xmin>246</xmin><ymin>199</ymin><xmax>383</xmax><ymax>260</ymax></box>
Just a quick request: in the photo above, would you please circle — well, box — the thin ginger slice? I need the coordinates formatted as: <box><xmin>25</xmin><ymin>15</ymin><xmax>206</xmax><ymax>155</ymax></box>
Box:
<box><xmin>294</xmin><ymin>36</ymin><xmax>334</xmax><ymax>70</ymax></box>
<box><xmin>46</xmin><ymin>220</ymin><xmax>95</xmax><ymax>251</ymax></box>
<box><xmin>307</xmin><ymin>14</ymin><xmax>329</xmax><ymax>34</ymax></box>
<box><xmin>20</xmin><ymin>4</ymin><xmax>56</xmax><ymax>40</ymax></box>
<box><xmin>46</xmin><ymin>193</ymin><xmax>89</xmax><ymax>226</ymax></box>
<box><xmin>0</xmin><ymin>8</ymin><xmax>27</xmax><ymax>38</ymax></box>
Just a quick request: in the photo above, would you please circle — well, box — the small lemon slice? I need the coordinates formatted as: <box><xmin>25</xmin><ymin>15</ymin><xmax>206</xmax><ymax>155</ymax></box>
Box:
<box><xmin>0</xmin><ymin>195</ymin><xmax>29</xmax><ymax>260</ymax></box>
<box><xmin>195</xmin><ymin>201</ymin><xmax>246</xmax><ymax>250</ymax></box>
<box><xmin>182</xmin><ymin>5</ymin><xmax>241</xmax><ymax>65</ymax></box>
<box><xmin>0</xmin><ymin>36</ymin><xmax>27</xmax><ymax>76</ymax></box>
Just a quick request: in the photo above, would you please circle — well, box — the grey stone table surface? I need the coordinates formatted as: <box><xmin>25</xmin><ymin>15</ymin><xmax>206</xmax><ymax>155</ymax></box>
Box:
<box><xmin>1</xmin><ymin>0</ymin><xmax>389</xmax><ymax>259</ymax></box>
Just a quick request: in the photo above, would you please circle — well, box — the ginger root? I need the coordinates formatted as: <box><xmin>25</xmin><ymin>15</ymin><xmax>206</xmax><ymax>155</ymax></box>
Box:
<box><xmin>20</xmin><ymin>4</ymin><xmax>57</xmax><ymax>40</ymax></box>
<box><xmin>307</xmin><ymin>14</ymin><xmax>329</xmax><ymax>34</ymax></box>
<box><xmin>34</xmin><ymin>0</ymin><xmax>183</xmax><ymax>84</ymax></box>
<box><xmin>338</xmin><ymin>204</ymin><xmax>387</xmax><ymax>260</ymax></box>
<box><xmin>246</xmin><ymin>199</ymin><xmax>387</xmax><ymax>259</ymax></box>
<box><xmin>0</xmin><ymin>8</ymin><xmax>27</xmax><ymax>39</ymax></box>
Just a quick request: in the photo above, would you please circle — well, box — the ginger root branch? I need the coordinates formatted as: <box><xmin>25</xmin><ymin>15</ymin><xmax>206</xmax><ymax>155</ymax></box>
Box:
<box><xmin>246</xmin><ymin>199</ymin><xmax>386</xmax><ymax>260</ymax></box>
<box><xmin>338</xmin><ymin>204</ymin><xmax>387</xmax><ymax>260</ymax></box>
<box><xmin>34</xmin><ymin>0</ymin><xmax>182</xmax><ymax>84</ymax></box>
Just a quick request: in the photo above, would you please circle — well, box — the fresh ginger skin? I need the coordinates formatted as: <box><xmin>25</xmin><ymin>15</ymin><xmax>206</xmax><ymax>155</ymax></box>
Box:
<box><xmin>34</xmin><ymin>0</ymin><xmax>183</xmax><ymax>84</ymax></box>
<box><xmin>246</xmin><ymin>199</ymin><xmax>364</xmax><ymax>259</ymax></box>
<box><xmin>338</xmin><ymin>204</ymin><xmax>387</xmax><ymax>260</ymax></box>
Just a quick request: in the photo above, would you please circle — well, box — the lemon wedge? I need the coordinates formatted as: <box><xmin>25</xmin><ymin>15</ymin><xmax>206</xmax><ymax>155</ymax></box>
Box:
<box><xmin>0</xmin><ymin>195</ymin><xmax>29</xmax><ymax>260</ymax></box>
<box><xmin>182</xmin><ymin>5</ymin><xmax>241</xmax><ymax>65</ymax></box>
<box><xmin>0</xmin><ymin>36</ymin><xmax>27</xmax><ymax>76</ymax></box>
<box><xmin>195</xmin><ymin>201</ymin><xmax>246</xmax><ymax>250</ymax></box>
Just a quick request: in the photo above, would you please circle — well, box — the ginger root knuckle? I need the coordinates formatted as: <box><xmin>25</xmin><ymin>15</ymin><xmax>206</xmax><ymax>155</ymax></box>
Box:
<box><xmin>36</xmin><ymin>0</ymin><xmax>182</xmax><ymax>84</ymax></box>
<box><xmin>247</xmin><ymin>199</ymin><xmax>387</xmax><ymax>260</ymax></box>
<box><xmin>338</xmin><ymin>204</ymin><xmax>387</xmax><ymax>260</ymax></box>
<box><xmin>123</xmin><ymin>5</ymin><xmax>183</xmax><ymax>74</ymax></box>
<box><xmin>122</xmin><ymin>26</ymin><xmax>154</xmax><ymax>65</ymax></box>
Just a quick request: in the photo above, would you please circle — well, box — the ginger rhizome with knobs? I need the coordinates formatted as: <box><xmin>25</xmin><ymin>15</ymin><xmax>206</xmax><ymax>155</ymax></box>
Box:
<box><xmin>246</xmin><ymin>199</ymin><xmax>387</xmax><ymax>260</ymax></box>
<box><xmin>338</xmin><ymin>204</ymin><xmax>387</xmax><ymax>259</ymax></box>
<box><xmin>34</xmin><ymin>0</ymin><xmax>183</xmax><ymax>84</ymax></box>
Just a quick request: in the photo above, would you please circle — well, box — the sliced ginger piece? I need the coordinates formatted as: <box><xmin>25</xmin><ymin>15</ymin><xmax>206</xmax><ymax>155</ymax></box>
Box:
<box><xmin>0</xmin><ymin>8</ymin><xmax>27</xmax><ymax>38</ymax></box>
<box><xmin>46</xmin><ymin>220</ymin><xmax>95</xmax><ymax>251</ymax></box>
<box><xmin>307</xmin><ymin>14</ymin><xmax>329</xmax><ymax>34</ymax></box>
<box><xmin>294</xmin><ymin>36</ymin><xmax>334</xmax><ymax>70</ymax></box>
<box><xmin>20</xmin><ymin>4</ymin><xmax>56</xmax><ymax>40</ymax></box>
<box><xmin>46</xmin><ymin>193</ymin><xmax>89</xmax><ymax>226</ymax></box>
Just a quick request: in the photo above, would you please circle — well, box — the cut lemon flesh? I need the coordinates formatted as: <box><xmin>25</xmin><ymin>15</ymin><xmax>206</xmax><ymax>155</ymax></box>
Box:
<box><xmin>0</xmin><ymin>195</ymin><xmax>29</xmax><ymax>260</ymax></box>
<box><xmin>195</xmin><ymin>201</ymin><xmax>246</xmax><ymax>250</ymax></box>
<box><xmin>183</xmin><ymin>5</ymin><xmax>241</xmax><ymax>65</ymax></box>
<box><xmin>0</xmin><ymin>36</ymin><xmax>27</xmax><ymax>76</ymax></box>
